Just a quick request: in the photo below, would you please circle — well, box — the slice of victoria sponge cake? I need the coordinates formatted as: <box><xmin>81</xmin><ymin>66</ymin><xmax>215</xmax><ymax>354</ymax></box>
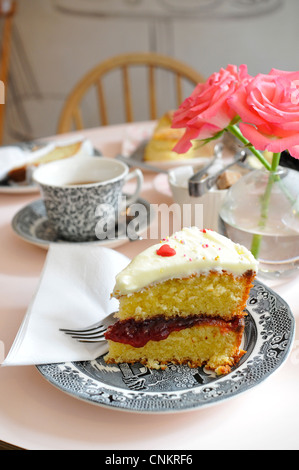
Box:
<box><xmin>105</xmin><ymin>227</ymin><xmax>258</xmax><ymax>375</ymax></box>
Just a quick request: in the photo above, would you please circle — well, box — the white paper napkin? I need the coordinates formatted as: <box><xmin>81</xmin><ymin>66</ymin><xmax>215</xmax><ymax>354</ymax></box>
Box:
<box><xmin>2</xmin><ymin>245</ymin><xmax>130</xmax><ymax>366</ymax></box>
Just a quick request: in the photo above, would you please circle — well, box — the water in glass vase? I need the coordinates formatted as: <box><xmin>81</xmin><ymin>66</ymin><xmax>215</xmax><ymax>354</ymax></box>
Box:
<box><xmin>221</xmin><ymin>221</ymin><xmax>299</xmax><ymax>277</ymax></box>
<box><xmin>219</xmin><ymin>167</ymin><xmax>299</xmax><ymax>277</ymax></box>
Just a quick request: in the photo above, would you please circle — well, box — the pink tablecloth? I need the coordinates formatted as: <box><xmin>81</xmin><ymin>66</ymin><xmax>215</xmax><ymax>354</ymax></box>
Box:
<box><xmin>0</xmin><ymin>123</ymin><xmax>298</xmax><ymax>450</ymax></box>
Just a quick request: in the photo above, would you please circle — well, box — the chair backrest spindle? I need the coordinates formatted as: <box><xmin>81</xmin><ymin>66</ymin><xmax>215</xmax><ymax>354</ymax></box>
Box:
<box><xmin>122</xmin><ymin>65</ymin><xmax>133</xmax><ymax>122</ymax></box>
<box><xmin>148</xmin><ymin>65</ymin><xmax>157</xmax><ymax>120</ymax></box>
<box><xmin>176</xmin><ymin>73</ymin><xmax>183</xmax><ymax>108</ymax></box>
<box><xmin>97</xmin><ymin>78</ymin><xmax>108</xmax><ymax>126</ymax></box>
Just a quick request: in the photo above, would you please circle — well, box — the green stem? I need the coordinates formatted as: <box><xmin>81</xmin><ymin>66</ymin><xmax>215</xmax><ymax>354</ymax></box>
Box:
<box><xmin>227</xmin><ymin>124</ymin><xmax>272</xmax><ymax>171</ymax></box>
<box><xmin>226</xmin><ymin>124</ymin><xmax>280</xmax><ymax>260</ymax></box>
<box><xmin>250</xmin><ymin>153</ymin><xmax>281</xmax><ymax>259</ymax></box>
<box><xmin>250</xmin><ymin>234</ymin><xmax>263</xmax><ymax>258</ymax></box>
<box><xmin>225</xmin><ymin>125</ymin><xmax>299</xmax><ymax>262</ymax></box>
<box><xmin>271</xmin><ymin>152</ymin><xmax>281</xmax><ymax>172</ymax></box>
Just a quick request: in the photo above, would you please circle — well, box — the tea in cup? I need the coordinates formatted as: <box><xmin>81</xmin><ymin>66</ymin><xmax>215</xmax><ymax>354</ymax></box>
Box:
<box><xmin>33</xmin><ymin>155</ymin><xmax>143</xmax><ymax>241</ymax></box>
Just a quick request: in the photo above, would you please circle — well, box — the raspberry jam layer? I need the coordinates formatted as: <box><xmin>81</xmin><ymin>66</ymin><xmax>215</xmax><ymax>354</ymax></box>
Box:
<box><xmin>105</xmin><ymin>315</ymin><xmax>244</xmax><ymax>348</ymax></box>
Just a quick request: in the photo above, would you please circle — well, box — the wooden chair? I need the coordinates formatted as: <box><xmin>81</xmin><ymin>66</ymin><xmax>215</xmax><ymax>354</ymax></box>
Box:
<box><xmin>57</xmin><ymin>52</ymin><xmax>205</xmax><ymax>134</ymax></box>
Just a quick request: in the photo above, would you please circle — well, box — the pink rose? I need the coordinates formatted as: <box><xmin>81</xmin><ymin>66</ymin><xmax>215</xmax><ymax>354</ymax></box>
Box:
<box><xmin>172</xmin><ymin>64</ymin><xmax>251</xmax><ymax>153</ymax></box>
<box><xmin>228</xmin><ymin>69</ymin><xmax>299</xmax><ymax>159</ymax></box>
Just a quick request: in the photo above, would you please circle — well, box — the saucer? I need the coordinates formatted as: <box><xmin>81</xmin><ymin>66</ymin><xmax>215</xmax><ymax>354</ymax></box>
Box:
<box><xmin>12</xmin><ymin>198</ymin><xmax>152</xmax><ymax>250</ymax></box>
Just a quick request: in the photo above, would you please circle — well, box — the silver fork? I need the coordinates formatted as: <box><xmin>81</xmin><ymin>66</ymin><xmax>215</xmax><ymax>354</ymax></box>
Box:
<box><xmin>59</xmin><ymin>311</ymin><xmax>117</xmax><ymax>343</ymax></box>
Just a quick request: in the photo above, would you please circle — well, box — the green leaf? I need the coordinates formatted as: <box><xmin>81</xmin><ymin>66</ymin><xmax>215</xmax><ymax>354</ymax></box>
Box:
<box><xmin>193</xmin><ymin>129</ymin><xmax>225</xmax><ymax>148</ymax></box>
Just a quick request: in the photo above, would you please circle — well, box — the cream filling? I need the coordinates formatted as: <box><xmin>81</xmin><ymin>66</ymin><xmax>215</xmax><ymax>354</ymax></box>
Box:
<box><xmin>113</xmin><ymin>227</ymin><xmax>258</xmax><ymax>296</ymax></box>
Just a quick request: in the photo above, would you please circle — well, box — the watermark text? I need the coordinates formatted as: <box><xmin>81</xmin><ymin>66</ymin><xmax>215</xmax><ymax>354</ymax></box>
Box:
<box><xmin>94</xmin><ymin>197</ymin><xmax>204</xmax><ymax>241</ymax></box>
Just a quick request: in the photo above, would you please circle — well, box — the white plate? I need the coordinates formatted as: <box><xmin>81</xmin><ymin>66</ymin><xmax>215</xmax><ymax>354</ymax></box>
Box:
<box><xmin>0</xmin><ymin>181</ymin><xmax>39</xmax><ymax>194</ymax></box>
<box><xmin>0</xmin><ymin>142</ymin><xmax>100</xmax><ymax>194</ymax></box>
<box><xmin>11</xmin><ymin>198</ymin><xmax>153</xmax><ymax>250</ymax></box>
<box><xmin>36</xmin><ymin>280</ymin><xmax>295</xmax><ymax>413</ymax></box>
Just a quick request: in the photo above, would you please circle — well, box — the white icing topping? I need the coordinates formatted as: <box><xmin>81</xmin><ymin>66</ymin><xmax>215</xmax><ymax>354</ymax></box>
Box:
<box><xmin>113</xmin><ymin>227</ymin><xmax>258</xmax><ymax>296</ymax></box>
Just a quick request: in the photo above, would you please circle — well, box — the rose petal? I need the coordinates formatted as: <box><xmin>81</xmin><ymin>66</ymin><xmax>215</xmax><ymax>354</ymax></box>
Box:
<box><xmin>229</xmin><ymin>86</ymin><xmax>265</xmax><ymax>126</ymax></box>
<box><xmin>287</xmin><ymin>145</ymin><xmax>299</xmax><ymax>159</ymax></box>
<box><xmin>172</xmin><ymin>65</ymin><xmax>253</xmax><ymax>154</ymax></box>
<box><xmin>240</xmin><ymin>122</ymin><xmax>299</xmax><ymax>157</ymax></box>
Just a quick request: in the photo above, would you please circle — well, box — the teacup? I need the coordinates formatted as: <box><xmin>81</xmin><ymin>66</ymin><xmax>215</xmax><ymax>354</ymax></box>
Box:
<box><xmin>33</xmin><ymin>155</ymin><xmax>143</xmax><ymax>241</ymax></box>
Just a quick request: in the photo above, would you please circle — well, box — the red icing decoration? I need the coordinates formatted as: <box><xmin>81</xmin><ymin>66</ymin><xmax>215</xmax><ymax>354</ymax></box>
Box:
<box><xmin>156</xmin><ymin>244</ymin><xmax>176</xmax><ymax>257</ymax></box>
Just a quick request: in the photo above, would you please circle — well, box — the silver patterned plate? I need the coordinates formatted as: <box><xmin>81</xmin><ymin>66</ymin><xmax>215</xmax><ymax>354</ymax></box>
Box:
<box><xmin>36</xmin><ymin>280</ymin><xmax>295</xmax><ymax>413</ymax></box>
<box><xmin>11</xmin><ymin>198</ymin><xmax>152</xmax><ymax>250</ymax></box>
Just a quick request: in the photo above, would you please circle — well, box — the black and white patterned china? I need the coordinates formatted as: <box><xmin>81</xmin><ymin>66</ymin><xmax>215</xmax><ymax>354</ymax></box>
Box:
<box><xmin>12</xmin><ymin>198</ymin><xmax>152</xmax><ymax>249</ymax></box>
<box><xmin>33</xmin><ymin>156</ymin><xmax>143</xmax><ymax>242</ymax></box>
<box><xmin>37</xmin><ymin>280</ymin><xmax>295</xmax><ymax>413</ymax></box>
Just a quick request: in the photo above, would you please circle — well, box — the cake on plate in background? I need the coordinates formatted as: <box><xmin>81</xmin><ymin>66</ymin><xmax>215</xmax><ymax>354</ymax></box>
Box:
<box><xmin>144</xmin><ymin>111</ymin><xmax>215</xmax><ymax>162</ymax></box>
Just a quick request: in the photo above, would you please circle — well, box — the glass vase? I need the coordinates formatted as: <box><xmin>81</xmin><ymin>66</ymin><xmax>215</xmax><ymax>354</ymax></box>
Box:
<box><xmin>219</xmin><ymin>166</ymin><xmax>299</xmax><ymax>277</ymax></box>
